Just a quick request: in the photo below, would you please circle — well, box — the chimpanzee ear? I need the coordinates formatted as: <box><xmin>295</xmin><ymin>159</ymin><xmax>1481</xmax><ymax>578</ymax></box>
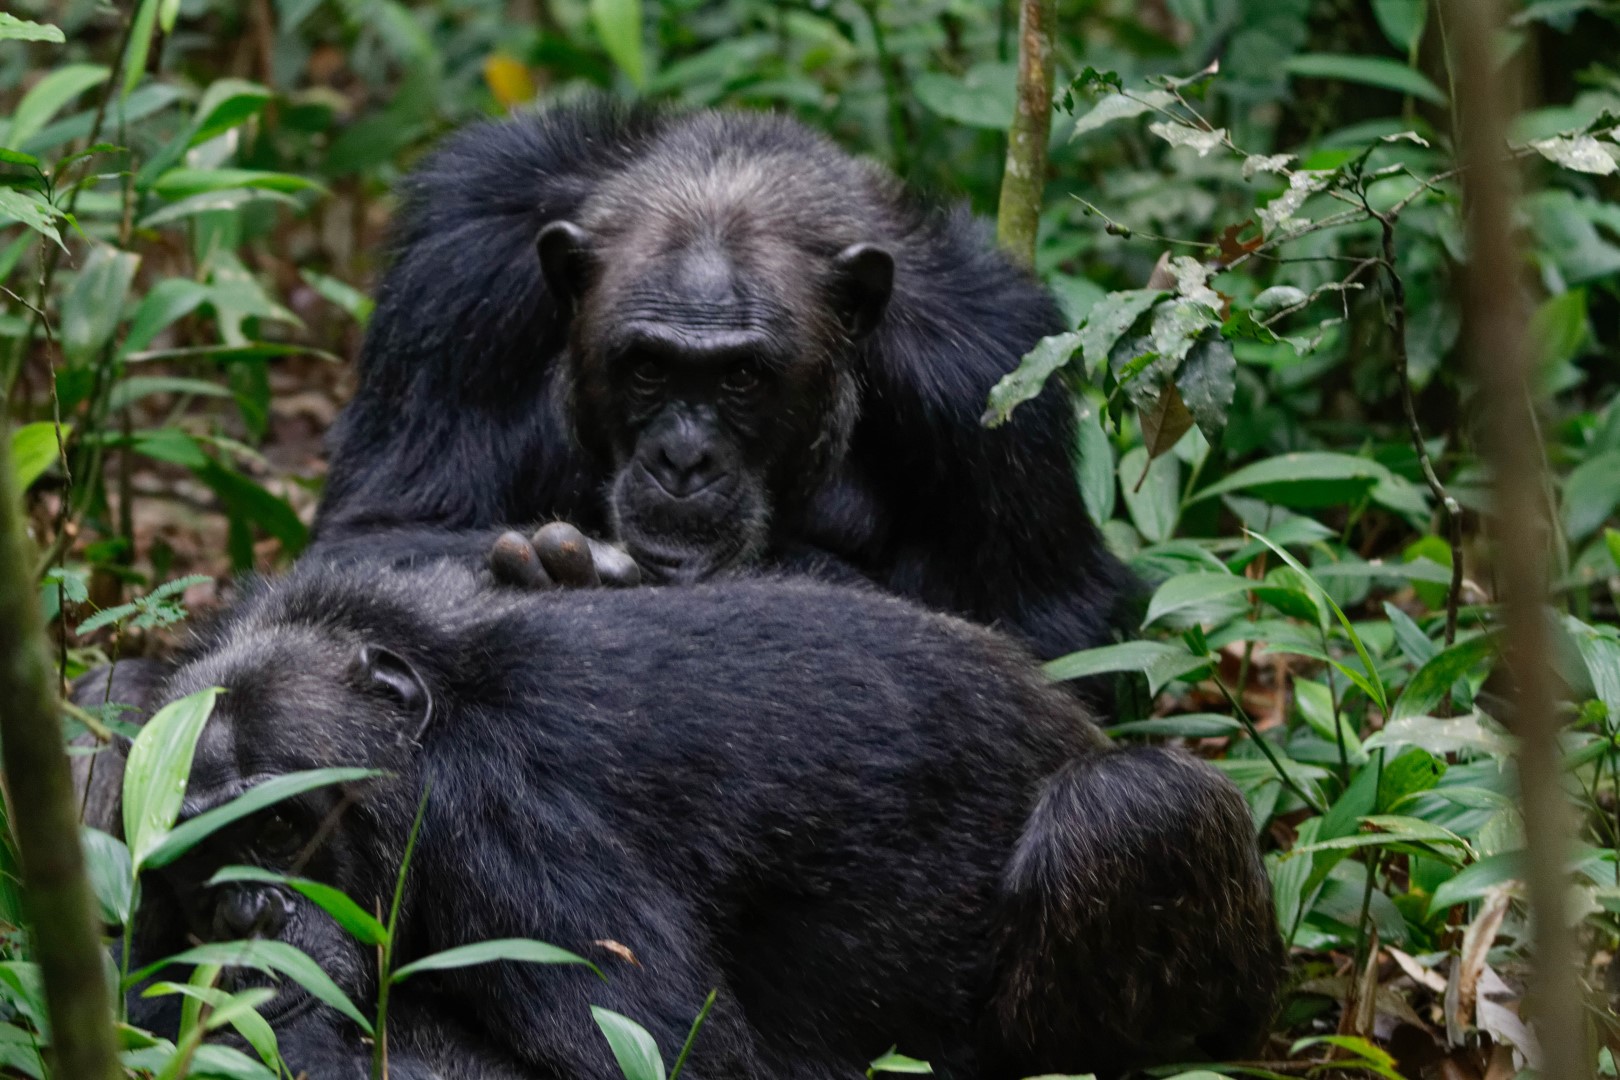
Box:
<box><xmin>537</xmin><ymin>220</ymin><xmax>596</xmax><ymax>311</ymax></box>
<box><xmin>358</xmin><ymin>645</ymin><xmax>433</xmax><ymax>742</ymax></box>
<box><xmin>831</xmin><ymin>243</ymin><xmax>894</xmax><ymax>340</ymax></box>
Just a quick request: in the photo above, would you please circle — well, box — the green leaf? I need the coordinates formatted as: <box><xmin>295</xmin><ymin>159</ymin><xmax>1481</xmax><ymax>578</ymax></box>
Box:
<box><xmin>1532</xmin><ymin>135</ymin><xmax>1619</xmax><ymax>176</ymax></box>
<box><xmin>1391</xmin><ymin>632</ymin><xmax>1500</xmax><ymax>721</ymax></box>
<box><xmin>207</xmin><ymin>866</ymin><xmax>386</xmax><ymax>946</ymax></box>
<box><xmin>0</xmin><ymin>188</ymin><xmax>65</xmax><ymax>247</ymax></box>
<box><xmin>108</xmin><ymin>376</ymin><xmax>232</xmax><ymax>412</ymax></box>
<box><xmin>143</xmin><ymin>767</ymin><xmax>384</xmax><ymax>870</ymax></box>
<box><xmin>591</xmin><ymin>0</ymin><xmax>646</xmax><ymax>88</ymax></box>
<box><xmin>61</xmin><ymin>244</ymin><xmax>141</xmax><ymax>364</ymax></box>
<box><xmin>1290</xmin><ymin>1036</ymin><xmax>1405</xmax><ymax>1080</ymax></box>
<box><xmin>1043</xmin><ymin>640</ymin><xmax>1210</xmax><ymax>695</ymax></box>
<box><xmin>128</xmin><ymin>939</ymin><xmax>373</xmax><ymax>1035</ymax></box>
<box><xmin>1175</xmin><ymin>336</ymin><xmax>1236</xmax><ymax>444</ymax></box>
<box><xmin>868</xmin><ymin>1049</ymin><xmax>935</xmax><ymax>1075</ymax></box>
<box><xmin>139</xmin><ymin>188</ymin><xmax>302</xmax><ymax>230</ymax></box>
<box><xmin>983</xmin><ymin>332</ymin><xmax>1081</xmax><ymax>428</ymax></box>
<box><xmin>1070</xmin><ymin>89</ymin><xmax>1175</xmax><ymax>139</ymax></box>
<box><xmin>1284</xmin><ymin>53</ymin><xmax>1446</xmax><ymax>105</ymax></box>
<box><xmin>391</xmin><ymin>939</ymin><xmax>603</xmax><ymax>983</ymax></box>
<box><xmin>1288</xmin><ymin>814</ymin><xmax>1472</xmax><ymax>863</ymax></box>
<box><xmin>1106</xmin><ymin>713</ymin><xmax>1242</xmax><ymax>738</ymax></box>
<box><xmin>0</xmin><ymin>14</ymin><xmax>65</xmax><ymax>42</ymax></box>
<box><xmin>141</xmin><ymin>983</ymin><xmax>281</xmax><ymax>1072</ymax></box>
<box><xmin>1563</xmin><ymin>450</ymin><xmax>1620</xmax><ymax>543</ymax></box>
<box><xmin>150</xmin><ymin>169</ymin><xmax>325</xmax><ymax>199</ymax></box>
<box><xmin>82</xmin><ymin>827</ymin><xmax>133</xmax><ymax>927</ymax></box>
<box><xmin>123</xmin><ymin>0</ymin><xmax>161</xmax><ymax>99</ymax></box>
<box><xmin>1372</xmin><ymin>0</ymin><xmax>1428</xmax><ymax>52</ymax></box>
<box><xmin>591</xmin><ymin>1007</ymin><xmax>665</xmax><ymax>1080</ymax></box>
<box><xmin>4</xmin><ymin>64</ymin><xmax>109</xmax><ymax>148</ymax></box>
<box><xmin>1144</xmin><ymin>571</ymin><xmax>1251</xmax><ymax>627</ymax></box>
<box><xmin>189</xmin><ymin>79</ymin><xmax>271</xmax><ymax>146</ymax></box>
<box><xmin>1194</xmin><ymin>451</ymin><xmax>1386</xmax><ymax>509</ymax></box>
<box><xmin>1377</xmin><ymin>748</ymin><xmax>1445</xmax><ymax>812</ymax></box>
<box><xmin>119</xmin><ymin>279</ymin><xmax>211</xmax><ymax>356</ymax></box>
<box><xmin>914</xmin><ymin>62</ymin><xmax>1018</xmax><ymax>130</ymax></box>
<box><xmin>9</xmin><ymin>421</ymin><xmax>69</xmax><ymax>491</ymax></box>
<box><xmin>1248</xmin><ymin>532</ymin><xmax>1388</xmax><ymax>712</ymax></box>
<box><xmin>1429</xmin><ymin>850</ymin><xmax>1521</xmax><ymax>912</ymax></box>
<box><xmin>1119</xmin><ymin>446</ymin><xmax>1181</xmax><ymax>544</ymax></box>
<box><xmin>1074</xmin><ymin>400</ymin><xmax>1115</xmax><ymax>527</ymax></box>
<box><xmin>1080</xmin><ymin>290</ymin><xmax>1165</xmax><ymax>375</ymax></box>
<box><xmin>122</xmin><ymin>688</ymin><xmax>221</xmax><ymax>871</ymax></box>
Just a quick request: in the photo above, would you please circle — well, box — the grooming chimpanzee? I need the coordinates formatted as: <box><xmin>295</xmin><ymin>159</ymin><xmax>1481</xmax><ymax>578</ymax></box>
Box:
<box><xmin>129</xmin><ymin>559</ymin><xmax>1282</xmax><ymax>1079</ymax></box>
<box><xmin>315</xmin><ymin>97</ymin><xmax>1138</xmax><ymax>667</ymax></box>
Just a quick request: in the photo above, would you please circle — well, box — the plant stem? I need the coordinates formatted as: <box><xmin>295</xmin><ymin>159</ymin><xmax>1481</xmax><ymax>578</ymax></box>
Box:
<box><xmin>996</xmin><ymin>0</ymin><xmax>1056</xmax><ymax>267</ymax></box>
<box><xmin>1445</xmin><ymin>2</ymin><xmax>1590</xmax><ymax>1076</ymax></box>
<box><xmin>0</xmin><ymin>419</ymin><xmax>121</xmax><ymax>1077</ymax></box>
<box><xmin>1211</xmin><ymin>670</ymin><xmax>1325</xmax><ymax>814</ymax></box>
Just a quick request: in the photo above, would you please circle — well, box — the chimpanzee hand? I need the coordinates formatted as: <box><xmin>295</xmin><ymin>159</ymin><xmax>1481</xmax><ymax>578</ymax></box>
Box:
<box><xmin>488</xmin><ymin>522</ymin><xmax>641</xmax><ymax>589</ymax></box>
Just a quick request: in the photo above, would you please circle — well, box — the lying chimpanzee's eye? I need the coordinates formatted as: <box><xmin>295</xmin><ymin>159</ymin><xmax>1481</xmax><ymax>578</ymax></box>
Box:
<box><xmin>255</xmin><ymin>813</ymin><xmax>302</xmax><ymax>859</ymax></box>
<box><xmin>720</xmin><ymin>365</ymin><xmax>759</xmax><ymax>394</ymax></box>
<box><xmin>630</xmin><ymin>360</ymin><xmax>666</xmax><ymax>391</ymax></box>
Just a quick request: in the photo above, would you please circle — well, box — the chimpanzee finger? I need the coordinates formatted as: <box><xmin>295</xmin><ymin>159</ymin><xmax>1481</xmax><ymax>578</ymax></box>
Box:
<box><xmin>490</xmin><ymin>530</ymin><xmax>550</xmax><ymax>589</ymax></box>
<box><xmin>587</xmin><ymin>538</ymin><xmax>642</xmax><ymax>588</ymax></box>
<box><xmin>533</xmin><ymin>522</ymin><xmax>600</xmax><ymax>587</ymax></box>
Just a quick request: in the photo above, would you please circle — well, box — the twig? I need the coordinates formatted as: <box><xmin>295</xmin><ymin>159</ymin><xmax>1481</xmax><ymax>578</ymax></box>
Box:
<box><xmin>996</xmin><ymin>0</ymin><xmax>1057</xmax><ymax>267</ymax></box>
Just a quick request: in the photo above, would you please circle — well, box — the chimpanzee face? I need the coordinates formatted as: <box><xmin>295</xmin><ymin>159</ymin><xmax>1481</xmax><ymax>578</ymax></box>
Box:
<box><xmin>145</xmin><ymin>634</ymin><xmax>432</xmax><ymax>1027</ymax></box>
<box><xmin>539</xmin><ymin>218</ymin><xmax>892</xmax><ymax>583</ymax></box>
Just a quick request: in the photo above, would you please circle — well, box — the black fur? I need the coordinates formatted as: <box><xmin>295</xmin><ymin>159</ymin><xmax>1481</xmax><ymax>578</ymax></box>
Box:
<box><xmin>130</xmin><ymin>559</ymin><xmax>1281</xmax><ymax>1079</ymax></box>
<box><xmin>315</xmin><ymin>98</ymin><xmax>1138</xmax><ymax>669</ymax></box>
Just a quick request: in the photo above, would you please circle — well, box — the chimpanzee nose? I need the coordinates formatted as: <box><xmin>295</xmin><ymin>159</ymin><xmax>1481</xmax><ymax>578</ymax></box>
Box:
<box><xmin>650</xmin><ymin>440</ymin><xmax>716</xmax><ymax>497</ymax></box>
<box><xmin>216</xmin><ymin>887</ymin><xmax>292</xmax><ymax>940</ymax></box>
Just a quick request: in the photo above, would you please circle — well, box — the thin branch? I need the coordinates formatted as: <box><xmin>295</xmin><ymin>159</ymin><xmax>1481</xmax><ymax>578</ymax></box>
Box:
<box><xmin>996</xmin><ymin>0</ymin><xmax>1056</xmax><ymax>266</ymax></box>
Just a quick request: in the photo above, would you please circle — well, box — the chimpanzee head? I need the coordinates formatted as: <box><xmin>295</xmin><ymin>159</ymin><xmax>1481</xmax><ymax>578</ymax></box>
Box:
<box><xmin>145</xmin><ymin>622</ymin><xmax>434</xmax><ymax>1028</ymax></box>
<box><xmin>539</xmin><ymin>128</ymin><xmax>894</xmax><ymax>582</ymax></box>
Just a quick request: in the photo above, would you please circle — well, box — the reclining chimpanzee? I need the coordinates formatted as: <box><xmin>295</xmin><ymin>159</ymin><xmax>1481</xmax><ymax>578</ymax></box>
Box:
<box><xmin>314</xmin><ymin>97</ymin><xmax>1139</xmax><ymax>675</ymax></box>
<box><xmin>128</xmin><ymin>558</ymin><xmax>1282</xmax><ymax>1079</ymax></box>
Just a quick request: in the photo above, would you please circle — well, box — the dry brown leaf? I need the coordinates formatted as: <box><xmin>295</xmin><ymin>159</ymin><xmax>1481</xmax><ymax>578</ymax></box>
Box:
<box><xmin>1389</xmin><ymin>946</ymin><xmax>1448</xmax><ymax>994</ymax></box>
<box><xmin>593</xmin><ymin>939</ymin><xmax>641</xmax><ymax>967</ymax></box>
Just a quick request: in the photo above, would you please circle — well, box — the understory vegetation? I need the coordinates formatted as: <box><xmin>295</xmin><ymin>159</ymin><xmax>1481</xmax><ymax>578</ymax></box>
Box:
<box><xmin>2</xmin><ymin>0</ymin><xmax>1619</xmax><ymax>1077</ymax></box>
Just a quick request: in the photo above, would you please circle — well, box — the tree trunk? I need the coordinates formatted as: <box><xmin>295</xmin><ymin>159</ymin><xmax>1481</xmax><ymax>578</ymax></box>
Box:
<box><xmin>996</xmin><ymin>0</ymin><xmax>1056</xmax><ymax>268</ymax></box>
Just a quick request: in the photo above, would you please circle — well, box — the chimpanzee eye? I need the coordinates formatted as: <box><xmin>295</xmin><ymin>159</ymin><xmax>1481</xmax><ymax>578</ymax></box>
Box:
<box><xmin>255</xmin><ymin>813</ymin><xmax>302</xmax><ymax>860</ymax></box>
<box><xmin>629</xmin><ymin>359</ymin><xmax>666</xmax><ymax>392</ymax></box>
<box><xmin>720</xmin><ymin>365</ymin><xmax>760</xmax><ymax>394</ymax></box>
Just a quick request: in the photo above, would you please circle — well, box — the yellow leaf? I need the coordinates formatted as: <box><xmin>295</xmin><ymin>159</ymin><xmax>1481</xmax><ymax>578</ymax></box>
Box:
<box><xmin>483</xmin><ymin>54</ymin><xmax>536</xmax><ymax>107</ymax></box>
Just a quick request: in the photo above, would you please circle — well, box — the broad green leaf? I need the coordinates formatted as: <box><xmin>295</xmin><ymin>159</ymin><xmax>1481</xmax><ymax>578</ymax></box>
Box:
<box><xmin>1532</xmin><ymin>135</ymin><xmax>1618</xmax><ymax>175</ymax></box>
<box><xmin>1193</xmin><ymin>451</ymin><xmax>1390</xmax><ymax>509</ymax></box>
<box><xmin>982</xmin><ymin>332</ymin><xmax>1081</xmax><ymax>428</ymax></box>
<box><xmin>123</xmin><ymin>688</ymin><xmax>221</xmax><ymax>871</ymax></box>
<box><xmin>139</xmin><ymin>188</ymin><xmax>301</xmax><ymax>230</ymax></box>
<box><xmin>1176</xmin><ymin>337</ymin><xmax>1236</xmax><ymax>444</ymax></box>
<box><xmin>143</xmin><ymin>767</ymin><xmax>384</xmax><ymax>869</ymax></box>
<box><xmin>1385</xmin><ymin>603</ymin><xmax>1440</xmax><ymax>668</ymax></box>
<box><xmin>1364</xmin><ymin>713</ymin><xmax>1513</xmax><ymax>757</ymax></box>
<box><xmin>0</xmin><ymin>188</ymin><xmax>64</xmax><ymax>247</ymax></box>
<box><xmin>120</xmin><ymin>279</ymin><xmax>211</xmax><ymax>356</ymax></box>
<box><xmin>9</xmin><ymin>421</ymin><xmax>69</xmax><ymax>491</ymax></box>
<box><xmin>1288</xmin><ymin>814</ymin><xmax>1472</xmax><ymax>863</ymax></box>
<box><xmin>1284</xmin><ymin>54</ymin><xmax>1445</xmax><ymax>105</ymax></box>
<box><xmin>61</xmin><ymin>244</ymin><xmax>141</xmax><ymax>364</ymax></box>
<box><xmin>1290</xmin><ymin>1036</ymin><xmax>1404</xmax><ymax>1080</ymax></box>
<box><xmin>591</xmin><ymin>0</ymin><xmax>646</xmax><ymax>88</ymax></box>
<box><xmin>150</xmin><ymin>169</ymin><xmax>324</xmax><ymax>199</ymax></box>
<box><xmin>1043</xmin><ymin>640</ymin><xmax>1210</xmax><ymax>695</ymax></box>
<box><xmin>0</xmin><ymin>14</ymin><xmax>65</xmax><ymax>42</ymax></box>
<box><xmin>1563</xmin><ymin>449</ymin><xmax>1620</xmax><ymax>542</ymax></box>
<box><xmin>1148</xmin><ymin>121</ymin><xmax>1227</xmax><ymax>157</ymax></box>
<box><xmin>189</xmin><ymin>80</ymin><xmax>272</xmax><ymax>146</ymax></box>
<box><xmin>82</xmin><ymin>827</ymin><xmax>133</xmax><ymax>927</ymax></box>
<box><xmin>914</xmin><ymin>63</ymin><xmax>1017</xmax><ymax>130</ymax></box>
<box><xmin>1428</xmin><ymin>850</ymin><xmax>1521</xmax><ymax>912</ymax></box>
<box><xmin>1071</xmin><ymin>89</ymin><xmax>1175</xmax><ymax>139</ymax></box>
<box><xmin>1293</xmin><ymin>678</ymin><xmax>1363</xmax><ymax>761</ymax></box>
<box><xmin>1372</xmin><ymin>0</ymin><xmax>1428</xmax><ymax>52</ymax></box>
<box><xmin>207</xmin><ymin>866</ymin><xmax>387</xmax><ymax>947</ymax></box>
<box><xmin>128</xmin><ymin>939</ymin><xmax>372</xmax><ymax>1035</ymax></box>
<box><xmin>1074</xmin><ymin>400</ymin><xmax>1115</xmax><ymax>526</ymax></box>
<box><xmin>5</xmin><ymin>64</ymin><xmax>109</xmax><ymax>148</ymax></box>
<box><xmin>196</xmin><ymin>461</ymin><xmax>309</xmax><ymax>565</ymax></box>
<box><xmin>1143</xmin><ymin>571</ymin><xmax>1251</xmax><ymax>627</ymax></box>
<box><xmin>108</xmin><ymin>377</ymin><xmax>232</xmax><ymax>412</ymax></box>
<box><xmin>393</xmin><ymin>939</ymin><xmax>602</xmax><ymax>983</ymax></box>
<box><xmin>1391</xmin><ymin>632</ymin><xmax>1499</xmax><ymax>721</ymax></box>
<box><xmin>592</xmin><ymin>1007</ymin><xmax>665</xmax><ymax>1080</ymax></box>
<box><xmin>1376</xmin><ymin>748</ymin><xmax>1445</xmax><ymax>812</ymax></box>
<box><xmin>1119</xmin><ymin>446</ymin><xmax>1181</xmax><ymax>544</ymax></box>
<box><xmin>144</xmin><ymin>983</ymin><xmax>280</xmax><ymax>1071</ymax></box>
<box><xmin>1080</xmin><ymin>290</ymin><xmax>1165</xmax><ymax>374</ymax></box>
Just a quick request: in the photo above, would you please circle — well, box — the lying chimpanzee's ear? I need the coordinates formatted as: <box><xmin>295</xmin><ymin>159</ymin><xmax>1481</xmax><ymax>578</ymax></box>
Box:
<box><xmin>537</xmin><ymin>220</ymin><xmax>597</xmax><ymax>312</ymax></box>
<box><xmin>831</xmin><ymin>243</ymin><xmax>894</xmax><ymax>340</ymax></box>
<box><xmin>359</xmin><ymin>644</ymin><xmax>433</xmax><ymax>742</ymax></box>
